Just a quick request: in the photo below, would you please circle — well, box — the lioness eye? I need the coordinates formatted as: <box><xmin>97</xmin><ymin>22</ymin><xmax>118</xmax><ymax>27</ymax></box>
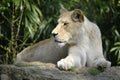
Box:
<box><xmin>63</xmin><ymin>23</ymin><xmax>68</xmax><ymax>26</ymax></box>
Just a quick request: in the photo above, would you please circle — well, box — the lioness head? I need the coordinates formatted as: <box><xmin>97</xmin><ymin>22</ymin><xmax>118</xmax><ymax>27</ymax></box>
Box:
<box><xmin>52</xmin><ymin>8</ymin><xmax>84</xmax><ymax>46</ymax></box>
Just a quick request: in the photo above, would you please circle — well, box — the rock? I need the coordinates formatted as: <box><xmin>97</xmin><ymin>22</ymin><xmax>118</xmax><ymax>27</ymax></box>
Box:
<box><xmin>0</xmin><ymin>64</ymin><xmax>120</xmax><ymax>80</ymax></box>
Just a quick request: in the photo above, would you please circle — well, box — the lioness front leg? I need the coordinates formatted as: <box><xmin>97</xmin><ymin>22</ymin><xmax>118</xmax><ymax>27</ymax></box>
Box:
<box><xmin>57</xmin><ymin>55</ymin><xmax>83</xmax><ymax>70</ymax></box>
<box><xmin>57</xmin><ymin>56</ymin><xmax>75</xmax><ymax>70</ymax></box>
<box><xmin>57</xmin><ymin>46</ymin><xmax>86</xmax><ymax>70</ymax></box>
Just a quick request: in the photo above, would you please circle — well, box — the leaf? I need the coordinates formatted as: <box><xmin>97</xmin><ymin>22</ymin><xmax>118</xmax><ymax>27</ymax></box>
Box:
<box><xmin>110</xmin><ymin>47</ymin><xmax>118</xmax><ymax>52</ymax></box>
<box><xmin>114</xmin><ymin>29</ymin><xmax>120</xmax><ymax>37</ymax></box>
<box><xmin>13</xmin><ymin>0</ymin><xmax>22</xmax><ymax>8</ymax></box>
<box><xmin>115</xmin><ymin>42</ymin><xmax>120</xmax><ymax>46</ymax></box>
<box><xmin>23</xmin><ymin>0</ymin><xmax>31</xmax><ymax>10</ymax></box>
<box><xmin>115</xmin><ymin>49</ymin><xmax>119</xmax><ymax>55</ymax></box>
<box><xmin>31</xmin><ymin>4</ymin><xmax>42</xmax><ymax>23</ymax></box>
<box><xmin>118</xmin><ymin>50</ymin><xmax>120</xmax><ymax>61</ymax></box>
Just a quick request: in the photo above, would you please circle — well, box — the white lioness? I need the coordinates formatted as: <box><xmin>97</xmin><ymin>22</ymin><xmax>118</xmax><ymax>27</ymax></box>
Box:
<box><xmin>14</xmin><ymin>8</ymin><xmax>111</xmax><ymax>70</ymax></box>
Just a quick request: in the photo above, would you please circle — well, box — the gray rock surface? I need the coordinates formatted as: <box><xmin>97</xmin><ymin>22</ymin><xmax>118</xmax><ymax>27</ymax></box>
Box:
<box><xmin>0</xmin><ymin>64</ymin><xmax>120</xmax><ymax>80</ymax></box>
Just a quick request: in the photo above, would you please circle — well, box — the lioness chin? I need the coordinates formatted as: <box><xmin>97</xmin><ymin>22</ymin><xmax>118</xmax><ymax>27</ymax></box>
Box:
<box><xmin>14</xmin><ymin>7</ymin><xmax>111</xmax><ymax>70</ymax></box>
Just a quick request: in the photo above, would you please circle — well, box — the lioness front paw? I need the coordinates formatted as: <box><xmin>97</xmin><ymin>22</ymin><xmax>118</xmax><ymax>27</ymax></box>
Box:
<box><xmin>94</xmin><ymin>59</ymin><xmax>111</xmax><ymax>68</ymax></box>
<box><xmin>57</xmin><ymin>56</ymin><xmax>74</xmax><ymax>70</ymax></box>
<box><xmin>98</xmin><ymin>60</ymin><xmax>111</xmax><ymax>68</ymax></box>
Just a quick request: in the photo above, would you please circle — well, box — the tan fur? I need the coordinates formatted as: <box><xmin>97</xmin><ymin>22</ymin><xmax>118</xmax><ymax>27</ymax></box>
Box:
<box><xmin>14</xmin><ymin>8</ymin><xmax>111</xmax><ymax>70</ymax></box>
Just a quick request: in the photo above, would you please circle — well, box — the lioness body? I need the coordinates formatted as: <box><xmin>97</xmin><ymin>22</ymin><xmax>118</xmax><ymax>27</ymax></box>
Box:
<box><xmin>14</xmin><ymin>38</ymin><xmax>68</xmax><ymax>64</ymax></box>
<box><xmin>14</xmin><ymin>8</ymin><xmax>111</xmax><ymax>70</ymax></box>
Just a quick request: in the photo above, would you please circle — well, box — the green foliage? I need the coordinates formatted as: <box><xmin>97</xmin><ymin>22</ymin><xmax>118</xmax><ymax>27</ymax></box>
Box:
<box><xmin>88</xmin><ymin>69</ymin><xmax>101</xmax><ymax>76</ymax></box>
<box><xmin>110</xmin><ymin>28</ymin><xmax>120</xmax><ymax>65</ymax></box>
<box><xmin>0</xmin><ymin>0</ymin><xmax>120</xmax><ymax>65</ymax></box>
<box><xmin>0</xmin><ymin>0</ymin><xmax>46</xmax><ymax>64</ymax></box>
<box><xmin>88</xmin><ymin>66</ymin><xmax>106</xmax><ymax>76</ymax></box>
<box><xmin>111</xmin><ymin>42</ymin><xmax>120</xmax><ymax>64</ymax></box>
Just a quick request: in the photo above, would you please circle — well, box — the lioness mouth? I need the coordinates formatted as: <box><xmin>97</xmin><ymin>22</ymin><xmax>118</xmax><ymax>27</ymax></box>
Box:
<box><xmin>54</xmin><ymin>40</ymin><xmax>63</xmax><ymax>43</ymax></box>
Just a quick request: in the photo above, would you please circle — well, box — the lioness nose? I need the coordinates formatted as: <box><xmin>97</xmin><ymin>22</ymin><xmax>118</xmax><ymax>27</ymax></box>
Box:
<box><xmin>52</xmin><ymin>33</ymin><xmax>58</xmax><ymax>37</ymax></box>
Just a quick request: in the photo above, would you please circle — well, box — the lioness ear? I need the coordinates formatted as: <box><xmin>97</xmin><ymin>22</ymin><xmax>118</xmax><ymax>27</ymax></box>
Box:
<box><xmin>60</xmin><ymin>6</ymin><xmax>68</xmax><ymax>14</ymax></box>
<box><xmin>71</xmin><ymin>9</ymin><xmax>84</xmax><ymax>22</ymax></box>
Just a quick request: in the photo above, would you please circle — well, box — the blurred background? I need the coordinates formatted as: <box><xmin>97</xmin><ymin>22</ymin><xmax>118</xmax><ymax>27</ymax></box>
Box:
<box><xmin>0</xmin><ymin>0</ymin><xmax>120</xmax><ymax>66</ymax></box>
